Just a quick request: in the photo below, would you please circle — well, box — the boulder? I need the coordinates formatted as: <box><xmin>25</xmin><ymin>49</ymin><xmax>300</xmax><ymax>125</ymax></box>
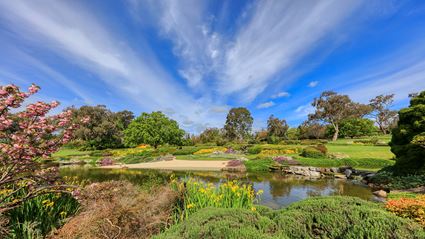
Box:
<box><xmin>373</xmin><ymin>190</ymin><xmax>387</xmax><ymax>198</ymax></box>
<box><xmin>334</xmin><ymin>173</ymin><xmax>347</xmax><ymax>179</ymax></box>
<box><xmin>344</xmin><ymin>169</ymin><xmax>353</xmax><ymax>178</ymax></box>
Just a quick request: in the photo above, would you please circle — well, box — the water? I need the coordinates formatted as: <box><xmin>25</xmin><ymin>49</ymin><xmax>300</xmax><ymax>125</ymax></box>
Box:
<box><xmin>60</xmin><ymin>166</ymin><xmax>377</xmax><ymax>209</ymax></box>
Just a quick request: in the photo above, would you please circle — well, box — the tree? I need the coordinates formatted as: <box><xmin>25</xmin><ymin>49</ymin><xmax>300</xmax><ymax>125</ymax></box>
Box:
<box><xmin>328</xmin><ymin>118</ymin><xmax>376</xmax><ymax>138</ymax></box>
<box><xmin>199</xmin><ymin>128</ymin><xmax>223</xmax><ymax>144</ymax></box>
<box><xmin>390</xmin><ymin>91</ymin><xmax>425</xmax><ymax>174</ymax></box>
<box><xmin>298</xmin><ymin>121</ymin><xmax>327</xmax><ymax>139</ymax></box>
<box><xmin>0</xmin><ymin>84</ymin><xmax>83</xmax><ymax>213</ymax></box>
<box><xmin>266</xmin><ymin>115</ymin><xmax>288</xmax><ymax>143</ymax></box>
<box><xmin>224</xmin><ymin>107</ymin><xmax>253</xmax><ymax>142</ymax></box>
<box><xmin>369</xmin><ymin>94</ymin><xmax>398</xmax><ymax>134</ymax></box>
<box><xmin>308</xmin><ymin>91</ymin><xmax>371</xmax><ymax>141</ymax></box>
<box><xmin>124</xmin><ymin>111</ymin><xmax>185</xmax><ymax>148</ymax></box>
<box><xmin>69</xmin><ymin>106</ymin><xmax>134</xmax><ymax>149</ymax></box>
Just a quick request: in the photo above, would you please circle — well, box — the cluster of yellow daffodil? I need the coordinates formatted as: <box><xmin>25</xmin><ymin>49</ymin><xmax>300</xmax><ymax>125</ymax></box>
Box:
<box><xmin>170</xmin><ymin>177</ymin><xmax>263</xmax><ymax>221</ymax></box>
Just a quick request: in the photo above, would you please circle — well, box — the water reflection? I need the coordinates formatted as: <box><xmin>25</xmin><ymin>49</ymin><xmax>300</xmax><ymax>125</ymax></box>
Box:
<box><xmin>60</xmin><ymin>166</ymin><xmax>376</xmax><ymax>209</ymax></box>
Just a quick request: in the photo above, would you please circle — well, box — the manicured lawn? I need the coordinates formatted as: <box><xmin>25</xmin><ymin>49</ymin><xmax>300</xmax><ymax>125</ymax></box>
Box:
<box><xmin>175</xmin><ymin>154</ymin><xmax>241</xmax><ymax>161</ymax></box>
<box><xmin>52</xmin><ymin>148</ymin><xmax>92</xmax><ymax>157</ymax></box>
<box><xmin>326</xmin><ymin>144</ymin><xmax>393</xmax><ymax>159</ymax></box>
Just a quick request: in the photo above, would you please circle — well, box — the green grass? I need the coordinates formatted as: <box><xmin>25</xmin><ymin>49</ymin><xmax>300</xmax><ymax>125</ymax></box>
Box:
<box><xmin>326</xmin><ymin>144</ymin><xmax>393</xmax><ymax>159</ymax></box>
<box><xmin>175</xmin><ymin>154</ymin><xmax>241</xmax><ymax>161</ymax></box>
<box><xmin>52</xmin><ymin>148</ymin><xmax>92</xmax><ymax>157</ymax></box>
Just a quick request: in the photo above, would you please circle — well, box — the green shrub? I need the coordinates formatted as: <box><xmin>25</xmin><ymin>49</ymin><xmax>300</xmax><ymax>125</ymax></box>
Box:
<box><xmin>371</xmin><ymin>169</ymin><xmax>425</xmax><ymax>190</ymax></box>
<box><xmin>314</xmin><ymin>144</ymin><xmax>328</xmax><ymax>154</ymax></box>
<box><xmin>247</xmin><ymin>145</ymin><xmax>262</xmax><ymax>154</ymax></box>
<box><xmin>173</xmin><ymin>147</ymin><xmax>199</xmax><ymax>155</ymax></box>
<box><xmin>300</xmin><ymin>146</ymin><xmax>325</xmax><ymax>158</ymax></box>
<box><xmin>154</xmin><ymin>208</ymin><xmax>277</xmax><ymax>239</ymax></box>
<box><xmin>156</xmin><ymin>197</ymin><xmax>424</xmax><ymax>239</ymax></box>
<box><xmin>300</xmin><ymin>139</ymin><xmax>328</xmax><ymax>145</ymax></box>
<box><xmin>390</xmin><ymin>91</ymin><xmax>425</xmax><ymax>174</ymax></box>
<box><xmin>274</xmin><ymin>196</ymin><xmax>424</xmax><ymax>238</ymax></box>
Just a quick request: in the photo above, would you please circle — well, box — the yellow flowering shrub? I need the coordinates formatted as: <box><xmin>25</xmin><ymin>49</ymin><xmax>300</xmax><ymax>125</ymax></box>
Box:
<box><xmin>193</xmin><ymin>147</ymin><xmax>226</xmax><ymax>155</ymax></box>
<box><xmin>170</xmin><ymin>177</ymin><xmax>263</xmax><ymax>221</ymax></box>
<box><xmin>259</xmin><ymin>149</ymin><xmax>298</xmax><ymax>155</ymax></box>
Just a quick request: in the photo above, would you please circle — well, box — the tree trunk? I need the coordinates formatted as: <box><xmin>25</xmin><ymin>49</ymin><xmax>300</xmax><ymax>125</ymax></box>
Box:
<box><xmin>332</xmin><ymin>126</ymin><xmax>339</xmax><ymax>141</ymax></box>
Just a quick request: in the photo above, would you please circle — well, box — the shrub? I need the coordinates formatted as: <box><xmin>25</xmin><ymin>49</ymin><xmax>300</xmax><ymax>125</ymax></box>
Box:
<box><xmin>54</xmin><ymin>181</ymin><xmax>178</xmax><ymax>239</ymax></box>
<box><xmin>153</xmin><ymin>208</ymin><xmax>276</xmax><ymax>239</ymax></box>
<box><xmin>386</xmin><ymin>195</ymin><xmax>425</xmax><ymax>226</ymax></box>
<box><xmin>272</xmin><ymin>156</ymin><xmax>300</xmax><ymax>165</ymax></box>
<box><xmin>99</xmin><ymin>157</ymin><xmax>114</xmax><ymax>166</ymax></box>
<box><xmin>314</xmin><ymin>144</ymin><xmax>328</xmax><ymax>154</ymax></box>
<box><xmin>173</xmin><ymin>147</ymin><xmax>200</xmax><ymax>155</ymax></box>
<box><xmin>247</xmin><ymin>146</ymin><xmax>262</xmax><ymax>154</ymax></box>
<box><xmin>390</xmin><ymin>91</ymin><xmax>425</xmax><ymax>174</ymax></box>
<box><xmin>301</xmin><ymin>146</ymin><xmax>325</xmax><ymax>158</ymax></box>
<box><xmin>274</xmin><ymin>196</ymin><xmax>424</xmax><ymax>238</ymax></box>
<box><xmin>371</xmin><ymin>169</ymin><xmax>425</xmax><ymax>190</ymax></box>
<box><xmin>156</xmin><ymin>196</ymin><xmax>425</xmax><ymax>239</ymax></box>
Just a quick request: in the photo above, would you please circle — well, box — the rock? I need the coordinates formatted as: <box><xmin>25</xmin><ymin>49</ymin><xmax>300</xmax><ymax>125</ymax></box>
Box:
<box><xmin>309</xmin><ymin>171</ymin><xmax>321</xmax><ymax>178</ymax></box>
<box><xmin>283</xmin><ymin>166</ymin><xmax>322</xmax><ymax>178</ymax></box>
<box><xmin>373</xmin><ymin>190</ymin><xmax>387</xmax><ymax>198</ymax></box>
<box><xmin>156</xmin><ymin>154</ymin><xmax>175</xmax><ymax>161</ymax></box>
<box><xmin>344</xmin><ymin>169</ymin><xmax>353</xmax><ymax>178</ymax></box>
<box><xmin>330</xmin><ymin>167</ymin><xmax>339</xmax><ymax>173</ymax></box>
<box><xmin>222</xmin><ymin>164</ymin><xmax>246</xmax><ymax>172</ymax></box>
<box><xmin>334</xmin><ymin>173</ymin><xmax>347</xmax><ymax>179</ymax></box>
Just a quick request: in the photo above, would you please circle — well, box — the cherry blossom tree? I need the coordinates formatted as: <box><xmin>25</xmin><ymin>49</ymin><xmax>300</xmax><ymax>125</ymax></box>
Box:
<box><xmin>0</xmin><ymin>84</ymin><xmax>86</xmax><ymax>213</ymax></box>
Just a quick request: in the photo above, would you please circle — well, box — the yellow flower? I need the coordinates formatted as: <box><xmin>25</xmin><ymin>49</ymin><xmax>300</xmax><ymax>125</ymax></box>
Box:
<box><xmin>257</xmin><ymin>190</ymin><xmax>264</xmax><ymax>195</ymax></box>
<box><xmin>60</xmin><ymin>211</ymin><xmax>67</xmax><ymax>218</ymax></box>
<box><xmin>186</xmin><ymin>203</ymin><xmax>195</xmax><ymax>209</ymax></box>
<box><xmin>251</xmin><ymin>207</ymin><xmax>256</xmax><ymax>211</ymax></box>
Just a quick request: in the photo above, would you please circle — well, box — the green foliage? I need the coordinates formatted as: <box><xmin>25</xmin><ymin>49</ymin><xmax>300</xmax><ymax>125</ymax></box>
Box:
<box><xmin>6</xmin><ymin>192</ymin><xmax>79</xmax><ymax>238</ymax></box>
<box><xmin>298</xmin><ymin>121</ymin><xmax>327</xmax><ymax>139</ymax></box>
<box><xmin>371</xmin><ymin>169</ymin><xmax>425</xmax><ymax>190</ymax></box>
<box><xmin>331</xmin><ymin>118</ymin><xmax>377</xmax><ymax>138</ymax></box>
<box><xmin>224</xmin><ymin>107</ymin><xmax>253</xmax><ymax>142</ymax></box>
<box><xmin>390</xmin><ymin>91</ymin><xmax>425</xmax><ymax>174</ymax></box>
<box><xmin>247</xmin><ymin>145</ymin><xmax>262</xmax><ymax>154</ymax></box>
<box><xmin>170</xmin><ymin>179</ymin><xmax>260</xmax><ymax>222</ymax></box>
<box><xmin>124</xmin><ymin>111</ymin><xmax>185</xmax><ymax>148</ymax></box>
<box><xmin>266</xmin><ymin>115</ymin><xmax>288</xmax><ymax>142</ymax></box>
<box><xmin>244</xmin><ymin>158</ymin><xmax>274</xmax><ymax>172</ymax></box>
<box><xmin>275</xmin><ymin>196</ymin><xmax>424</xmax><ymax>238</ymax></box>
<box><xmin>68</xmin><ymin>105</ymin><xmax>134</xmax><ymax>150</ymax></box>
<box><xmin>301</xmin><ymin>146</ymin><xmax>325</xmax><ymax>158</ymax></box>
<box><xmin>154</xmin><ymin>208</ymin><xmax>276</xmax><ymax>239</ymax></box>
<box><xmin>156</xmin><ymin>197</ymin><xmax>424</xmax><ymax>239</ymax></box>
<box><xmin>199</xmin><ymin>128</ymin><xmax>223</xmax><ymax>144</ymax></box>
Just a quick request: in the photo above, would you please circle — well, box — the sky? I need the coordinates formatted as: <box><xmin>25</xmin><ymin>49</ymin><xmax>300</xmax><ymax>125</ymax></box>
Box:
<box><xmin>1</xmin><ymin>0</ymin><xmax>425</xmax><ymax>133</ymax></box>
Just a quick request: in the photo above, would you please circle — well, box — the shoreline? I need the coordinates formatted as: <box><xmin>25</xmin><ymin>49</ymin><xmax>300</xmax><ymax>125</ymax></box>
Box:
<box><xmin>100</xmin><ymin>159</ymin><xmax>229</xmax><ymax>171</ymax></box>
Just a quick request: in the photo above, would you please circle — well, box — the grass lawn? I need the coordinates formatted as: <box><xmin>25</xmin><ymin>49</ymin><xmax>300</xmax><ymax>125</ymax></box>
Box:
<box><xmin>326</xmin><ymin>144</ymin><xmax>394</xmax><ymax>159</ymax></box>
<box><xmin>175</xmin><ymin>154</ymin><xmax>241</xmax><ymax>161</ymax></box>
<box><xmin>52</xmin><ymin>148</ymin><xmax>92</xmax><ymax>157</ymax></box>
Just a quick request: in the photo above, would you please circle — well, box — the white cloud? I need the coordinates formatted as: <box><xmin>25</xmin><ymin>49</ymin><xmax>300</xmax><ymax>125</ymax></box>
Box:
<box><xmin>220</xmin><ymin>0</ymin><xmax>361</xmax><ymax>101</ymax></box>
<box><xmin>271</xmin><ymin>91</ymin><xmax>290</xmax><ymax>99</ymax></box>
<box><xmin>308</xmin><ymin>81</ymin><xmax>319</xmax><ymax>88</ymax></box>
<box><xmin>257</xmin><ymin>101</ymin><xmax>275</xmax><ymax>109</ymax></box>
<box><xmin>0</xmin><ymin>0</ymin><xmax>225</xmax><ymax>133</ymax></box>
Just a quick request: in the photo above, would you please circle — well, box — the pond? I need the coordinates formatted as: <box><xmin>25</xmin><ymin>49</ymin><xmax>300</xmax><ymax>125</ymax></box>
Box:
<box><xmin>60</xmin><ymin>166</ymin><xmax>379</xmax><ymax>209</ymax></box>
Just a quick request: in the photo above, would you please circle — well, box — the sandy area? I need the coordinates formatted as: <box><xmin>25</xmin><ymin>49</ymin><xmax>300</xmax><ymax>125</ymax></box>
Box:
<box><xmin>100</xmin><ymin>159</ymin><xmax>229</xmax><ymax>171</ymax></box>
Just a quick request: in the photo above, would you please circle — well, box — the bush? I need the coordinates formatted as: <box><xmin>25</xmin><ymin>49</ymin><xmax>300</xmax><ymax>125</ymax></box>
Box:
<box><xmin>274</xmin><ymin>196</ymin><xmax>424</xmax><ymax>238</ymax></box>
<box><xmin>390</xmin><ymin>91</ymin><xmax>425</xmax><ymax>174</ymax></box>
<box><xmin>301</xmin><ymin>146</ymin><xmax>325</xmax><ymax>158</ymax></box>
<box><xmin>156</xmin><ymin>196</ymin><xmax>425</xmax><ymax>239</ymax></box>
<box><xmin>370</xmin><ymin>169</ymin><xmax>425</xmax><ymax>190</ymax></box>
<box><xmin>386</xmin><ymin>195</ymin><xmax>425</xmax><ymax>226</ymax></box>
<box><xmin>247</xmin><ymin>146</ymin><xmax>262</xmax><ymax>154</ymax></box>
<box><xmin>54</xmin><ymin>181</ymin><xmax>178</xmax><ymax>239</ymax></box>
<box><xmin>173</xmin><ymin>147</ymin><xmax>200</xmax><ymax>155</ymax></box>
<box><xmin>314</xmin><ymin>144</ymin><xmax>328</xmax><ymax>154</ymax></box>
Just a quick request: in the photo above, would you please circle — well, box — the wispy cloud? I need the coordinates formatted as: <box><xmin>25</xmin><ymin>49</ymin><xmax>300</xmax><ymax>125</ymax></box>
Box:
<box><xmin>308</xmin><ymin>81</ymin><xmax>319</xmax><ymax>88</ymax></box>
<box><xmin>257</xmin><ymin>101</ymin><xmax>275</xmax><ymax>109</ymax></box>
<box><xmin>220</xmin><ymin>0</ymin><xmax>361</xmax><ymax>101</ymax></box>
<box><xmin>271</xmin><ymin>91</ymin><xmax>290</xmax><ymax>99</ymax></box>
<box><xmin>0</xmin><ymin>0</ymin><xmax>225</xmax><ymax>133</ymax></box>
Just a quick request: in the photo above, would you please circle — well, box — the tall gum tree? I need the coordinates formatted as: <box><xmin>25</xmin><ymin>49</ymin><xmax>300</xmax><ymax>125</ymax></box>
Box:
<box><xmin>308</xmin><ymin>91</ymin><xmax>371</xmax><ymax>141</ymax></box>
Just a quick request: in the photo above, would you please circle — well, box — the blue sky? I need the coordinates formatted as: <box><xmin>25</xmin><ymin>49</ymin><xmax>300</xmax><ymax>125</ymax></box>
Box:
<box><xmin>1</xmin><ymin>0</ymin><xmax>425</xmax><ymax>133</ymax></box>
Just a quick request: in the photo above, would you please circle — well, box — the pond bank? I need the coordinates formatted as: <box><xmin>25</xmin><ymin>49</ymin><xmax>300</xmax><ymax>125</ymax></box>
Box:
<box><xmin>101</xmin><ymin>159</ymin><xmax>229</xmax><ymax>171</ymax></box>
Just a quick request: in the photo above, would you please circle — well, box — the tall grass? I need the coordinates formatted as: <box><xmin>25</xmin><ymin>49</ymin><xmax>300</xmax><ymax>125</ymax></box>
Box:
<box><xmin>170</xmin><ymin>177</ymin><xmax>262</xmax><ymax>222</ymax></box>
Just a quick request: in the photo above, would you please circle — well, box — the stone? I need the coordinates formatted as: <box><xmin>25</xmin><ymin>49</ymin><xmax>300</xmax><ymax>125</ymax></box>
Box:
<box><xmin>334</xmin><ymin>173</ymin><xmax>347</xmax><ymax>179</ymax></box>
<box><xmin>373</xmin><ymin>190</ymin><xmax>387</xmax><ymax>198</ymax></box>
<box><xmin>344</xmin><ymin>169</ymin><xmax>353</xmax><ymax>178</ymax></box>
